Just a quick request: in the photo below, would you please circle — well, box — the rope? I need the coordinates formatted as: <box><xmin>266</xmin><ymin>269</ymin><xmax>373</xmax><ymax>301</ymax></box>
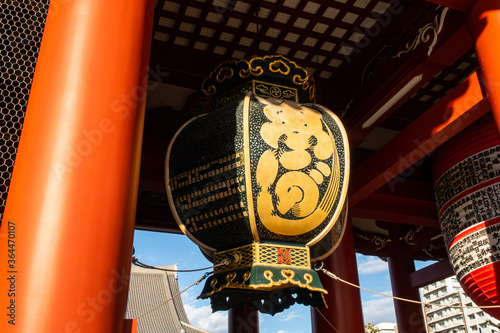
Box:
<box><xmin>134</xmin><ymin>272</ymin><xmax>210</xmax><ymax>319</ymax></box>
<box><xmin>132</xmin><ymin>256</ymin><xmax>230</xmax><ymax>272</ymax></box>
<box><xmin>319</xmin><ymin>266</ymin><xmax>500</xmax><ymax>310</ymax></box>
<box><xmin>313</xmin><ymin>308</ymin><xmax>341</xmax><ymax>333</ymax></box>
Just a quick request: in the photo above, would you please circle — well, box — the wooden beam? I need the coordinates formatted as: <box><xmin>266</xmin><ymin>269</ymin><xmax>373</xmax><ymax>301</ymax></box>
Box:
<box><xmin>346</xmin><ymin>61</ymin><xmax>442</xmax><ymax>145</ymax></box>
<box><xmin>376</xmin><ymin>178</ymin><xmax>436</xmax><ymax>202</ymax></box>
<box><xmin>353</xmin><ymin>229</ymin><xmax>393</xmax><ymax>257</ymax></box>
<box><xmin>424</xmin><ymin>0</ymin><xmax>474</xmax><ymax>12</ymax></box>
<box><xmin>139</xmin><ymin>135</ymin><xmax>169</xmax><ymax>192</ymax></box>
<box><xmin>350</xmin><ymin>179</ymin><xmax>440</xmax><ymax>227</ymax></box>
<box><xmin>349</xmin><ymin>71</ymin><xmax>490</xmax><ymax>208</ymax></box>
<box><xmin>135</xmin><ymin>207</ymin><xmax>181</xmax><ymax>234</ymax></box>
<box><xmin>410</xmin><ymin>260</ymin><xmax>454</xmax><ymax>289</ymax></box>
<box><xmin>351</xmin><ymin>192</ymin><xmax>439</xmax><ymax>228</ymax></box>
<box><xmin>345</xmin><ymin>24</ymin><xmax>473</xmax><ymax>145</ymax></box>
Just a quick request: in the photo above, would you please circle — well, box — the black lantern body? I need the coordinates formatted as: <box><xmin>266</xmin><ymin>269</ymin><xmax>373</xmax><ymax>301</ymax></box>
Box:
<box><xmin>166</xmin><ymin>55</ymin><xmax>349</xmax><ymax>314</ymax></box>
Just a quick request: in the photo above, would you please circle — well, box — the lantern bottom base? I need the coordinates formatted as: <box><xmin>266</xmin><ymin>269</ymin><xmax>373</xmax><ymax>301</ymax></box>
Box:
<box><xmin>198</xmin><ymin>266</ymin><xmax>327</xmax><ymax>315</ymax></box>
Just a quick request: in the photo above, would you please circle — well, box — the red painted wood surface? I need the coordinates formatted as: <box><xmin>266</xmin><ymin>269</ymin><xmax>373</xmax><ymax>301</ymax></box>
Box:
<box><xmin>469</xmin><ymin>0</ymin><xmax>500</xmax><ymax>136</ymax></box>
<box><xmin>409</xmin><ymin>260</ymin><xmax>454</xmax><ymax>289</ymax></box>
<box><xmin>388</xmin><ymin>253</ymin><xmax>427</xmax><ymax>333</ymax></box>
<box><xmin>123</xmin><ymin>319</ymin><xmax>138</xmax><ymax>333</ymax></box>
<box><xmin>346</xmin><ymin>24</ymin><xmax>473</xmax><ymax>145</ymax></box>
<box><xmin>229</xmin><ymin>305</ymin><xmax>260</xmax><ymax>333</ymax></box>
<box><xmin>311</xmin><ymin>219</ymin><xmax>364</xmax><ymax>333</ymax></box>
<box><xmin>0</xmin><ymin>1</ymin><xmax>155</xmax><ymax>332</ymax></box>
<box><xmin>349</xmin><ymin>72</ymin><xmax>490</xmax><ymax>208</ymax></box>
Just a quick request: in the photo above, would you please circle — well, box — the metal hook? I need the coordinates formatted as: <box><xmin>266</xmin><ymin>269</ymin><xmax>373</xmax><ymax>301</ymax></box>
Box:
<box><xmin>313</xmin><ymin>261</ymin><xmax>324</xmax><ymax>271</ymax></box>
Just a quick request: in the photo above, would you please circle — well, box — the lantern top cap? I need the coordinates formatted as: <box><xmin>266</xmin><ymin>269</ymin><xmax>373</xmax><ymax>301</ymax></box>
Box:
<box><xmin>202</xmin><ymin>54</ymin><xmax>316</xmax><ymax>109</ymax></box>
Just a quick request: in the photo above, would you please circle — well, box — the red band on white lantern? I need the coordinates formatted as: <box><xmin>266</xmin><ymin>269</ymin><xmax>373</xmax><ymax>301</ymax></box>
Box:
<box><xmin>433</xmin><ymin>113</ymin><xmax>500</xmax><ymax>317</ymax></box>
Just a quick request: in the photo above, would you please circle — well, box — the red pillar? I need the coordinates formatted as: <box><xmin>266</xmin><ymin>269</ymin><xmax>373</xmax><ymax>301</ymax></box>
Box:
<box><xmin>0</xmin><ymin>1</ymin><xmax>154</xmax><ymax>332</ymax></box>
<box><xmin>469</xmin><ymin>0</ymin><xmax>500</xmax><ymax>131</ymax></box>
<box><xmin>311</xmin><ymin>219</ymin><xmax>365</xmax><ymax>333</ymax></box>
<box><xmin>388</xmin><ymin>232</ymin><xmax>426</xmax><ymax>333</ymax></box>
<box><xmin>229</xmin><ymin>305</ymin><xmax>260</xmax><ymax>333</ymax></box>
<box><xmin>123</xmin><ymin>319</ymin><xmax>138</xmax><ymax>333</ymax></box>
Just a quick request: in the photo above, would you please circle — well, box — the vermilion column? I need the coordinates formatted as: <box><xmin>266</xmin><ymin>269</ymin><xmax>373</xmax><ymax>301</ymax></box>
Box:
<box><xmin>311</xmin><ymin>219</ymin><xmax>364</xmax><ymax>333</ymax></box>
<box><xmin>229</xmin><ymin>305</ymin><xmax>260</xmax><ymax>333</ymax></box>
<box><xmin>469</xmin><ymin>0</ymin><xmax>500</xmax><ymax>132</ymax></box>
<box><xmin>0</xmin><ymin>1</ymin><xmax>154</xmax><ymax>332</ymax></box>
<box><xmin>388</xmin><ymin>230</ymin><xmax>426</xmax><ymax>333</ymax></box>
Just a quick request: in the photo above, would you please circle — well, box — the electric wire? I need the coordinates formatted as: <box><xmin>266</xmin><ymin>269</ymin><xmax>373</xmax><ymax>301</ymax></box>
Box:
<box><xmin>132</xmin><ymin>256</ymin><xmax>230</xmax><ymax>272</ymax></box>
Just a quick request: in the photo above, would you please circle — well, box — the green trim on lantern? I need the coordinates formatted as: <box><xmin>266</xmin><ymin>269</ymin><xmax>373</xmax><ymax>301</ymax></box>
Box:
<box><xmin>198</xmin><ymin>265</ymin><xmax>327</xmax><ymax>300</ymax></box>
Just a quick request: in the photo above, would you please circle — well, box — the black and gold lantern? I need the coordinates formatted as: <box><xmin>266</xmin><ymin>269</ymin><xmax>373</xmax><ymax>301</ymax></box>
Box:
<box><xmin>165</xmin><ymin>55</ymin><xmax>349</xmax><ymax>314</ymax></box>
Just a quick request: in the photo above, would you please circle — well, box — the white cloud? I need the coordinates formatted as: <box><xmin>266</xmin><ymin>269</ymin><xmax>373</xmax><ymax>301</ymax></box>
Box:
<box><xmin>275</xmin><ymin>311</ymin><xmax>302</xmax><ymax>322</ymax></box>
<box><xmin>362</xmin><ymin>294</ymin><xmax>396</xmax><ymax>324</ymax></box>
<box><xmin>180</xmin><ymin>290</ymin><xmax>197</xmax><ymax>304</ymax></box>
<box><xmin>184</xmin><ymin>303</ymin><xmax>228</xmax><ymax>333</ymax></box>
<box><xmin>357</xmin><ymin>256</ymin><xmax>388</xmax><ymax>275</ymax></box>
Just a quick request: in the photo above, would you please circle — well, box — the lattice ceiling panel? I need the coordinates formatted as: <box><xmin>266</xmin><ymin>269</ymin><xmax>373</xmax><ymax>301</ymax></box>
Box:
<box><xmin>412</xmin><ymin>50</ymin><xmax>478</xmax><ymax>106</ymax></box>
<box><xmin>153</xmin><ymin>0</ymin><xmax>400</xmax><ymax>80</ymax></box>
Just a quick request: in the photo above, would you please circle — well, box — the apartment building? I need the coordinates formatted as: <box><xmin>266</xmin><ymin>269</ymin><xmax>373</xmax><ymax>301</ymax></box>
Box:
<box><xmin>421</xmin><ymin>277</ymin><xmax>500</xmax><ymax>333</ymax></box>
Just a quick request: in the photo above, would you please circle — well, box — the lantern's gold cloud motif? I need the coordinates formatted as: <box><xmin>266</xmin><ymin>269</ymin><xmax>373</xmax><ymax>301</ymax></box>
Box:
<box><xmin>256</xmin><ymin>99</ymin><xmax>340</xmax><ymax>236</ymax></box>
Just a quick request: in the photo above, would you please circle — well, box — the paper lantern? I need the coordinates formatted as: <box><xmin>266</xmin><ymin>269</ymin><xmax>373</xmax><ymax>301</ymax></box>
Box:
<box><xmin>433</xmin><ymin>113</ymin><xmax>500</xmax><ymax>318</ymax></box>
<box><xmin>165</xmin><ymin>55</ymin><xmax>349</xmax><ymax>314</ymax></box>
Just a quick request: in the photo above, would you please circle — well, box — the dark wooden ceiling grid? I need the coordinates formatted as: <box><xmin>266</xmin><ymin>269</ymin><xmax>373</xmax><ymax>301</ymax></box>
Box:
<box><xmin>150</xmin><ymin>0</ymin><xmax>417</xmax><ymax>83</ymax></box>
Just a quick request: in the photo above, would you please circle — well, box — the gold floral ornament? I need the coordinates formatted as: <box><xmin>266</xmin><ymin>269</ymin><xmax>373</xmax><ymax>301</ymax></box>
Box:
<box><xmin>216</xmin><ymin>66</ymin><xmax>234</xmax><ymax>83</ymax></box>
<box><xmin>201</xmin><ymin>55</ymin><xmax>316</xmax><ymax>110</ymax></box>
<box><xmin>269</xmin><ymin>59</ymin><xmax>291</xmax><ymax>75</ymax></box>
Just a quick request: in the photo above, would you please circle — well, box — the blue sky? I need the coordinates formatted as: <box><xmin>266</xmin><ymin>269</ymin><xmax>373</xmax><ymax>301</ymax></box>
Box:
<box><xmin>132</xmin><ymin>230</ymin><xmax>430</xmax><ymax>332</ymax></box>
